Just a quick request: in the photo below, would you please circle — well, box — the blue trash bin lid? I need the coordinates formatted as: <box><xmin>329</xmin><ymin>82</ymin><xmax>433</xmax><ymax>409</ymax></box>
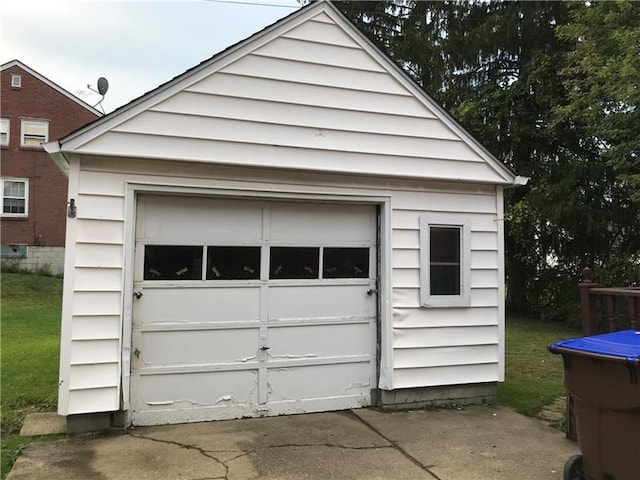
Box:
<box><xmin>549</xmin><ymin>329</ymin><xmax>640</xmax><ymax>364</ymax></box>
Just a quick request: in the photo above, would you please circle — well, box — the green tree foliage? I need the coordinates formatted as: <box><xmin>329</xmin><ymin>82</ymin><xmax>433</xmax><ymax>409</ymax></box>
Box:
<box><xmin>335</xmin><ymin>0</ymin><xmax>640</xmax><ymax>320</ymax></box>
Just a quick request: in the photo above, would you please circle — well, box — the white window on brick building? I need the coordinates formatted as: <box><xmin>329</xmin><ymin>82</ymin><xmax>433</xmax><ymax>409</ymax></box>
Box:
<box><xmin>11</xmin><ymin>74</ymin><xmax>21</xmax><ymax>88</ymax></box>
<box><xmin>20</xmin><ymin>119</ymin><xmax>49</xmax><ymax>147</ymax></box>
<box><xmin>0</xmin><ymin>118</ymin><xmax>9</xmax><ymax>147</ymax></box>
<box><xmin>1</xmin><ymin>178</ymin><xmax>29</xmax><ymax>217</ymax></box>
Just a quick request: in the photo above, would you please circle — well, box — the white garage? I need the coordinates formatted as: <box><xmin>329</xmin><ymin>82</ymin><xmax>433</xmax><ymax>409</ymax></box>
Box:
<box><xmin>132</xmin><ymin>195</ymin><xmax>377</xmax><ymax>425</ymax></box>
<box><xmin>45</xmin><ymin>0</ymin><xmax>523</xmax><ymax>430</ymax></box>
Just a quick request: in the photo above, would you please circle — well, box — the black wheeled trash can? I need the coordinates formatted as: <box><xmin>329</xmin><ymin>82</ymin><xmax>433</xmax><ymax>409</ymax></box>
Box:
<box><xmin>549</xmin><ymin>329</ymin><xmax>640</xmax><ymax>480</ymax></box>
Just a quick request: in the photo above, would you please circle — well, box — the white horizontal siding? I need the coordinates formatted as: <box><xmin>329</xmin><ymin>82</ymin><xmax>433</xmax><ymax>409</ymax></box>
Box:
<box><xmin>69</xmin><ymin>339</ymin><xmax>120</xmax><ymax>365</ymax></box>
<box><xmin>253</xmin><ymin>36</ymin><xmax>385</xmax><ymax>72</ymax></box>
<box><xmin>394</xmin><ymin>363</ymin><xmax>499</xmax><ymax>389</ymax></box>
<box><xmin>394</xmin><ymin>326</ymin><xmax>498</xmax><ymax>349</ymax></box>
<box><xmin>78</xmin><ymin>171</ymin><xmax>127</xmax><ymax>196</ymax></box>
<box><xmin>69</xmin><ymin>184</ymin><xmax>126</xmax><ymax>412</ymax></box>
<box><xmin>67</xmin><ymin>388</ymin><xmax>119</xmax><ymax>414</ymax></box>
<box><xmin>76</xmin><ymin>219</ymin><xmax>124</xmax><ymax>244</ymax></box>
<box><xmin>77</xmin><ymin>194</ymin><xmax>125</xmax><ymax>220</ymax></box>
<box><xmin>75</xmin><ymin>244</ymin><xmax>123</xmax><ymax>268</ymax></box>
<box><xmin>78</xmin><ymin>132</ymin><xmax>505</xmax><ymax>184</ymax></box>
<box><xmin>72</xmin><ymin>291</ymin><xmax>121</xmax><ymax>316</ymax></box>
<box><xmin>73</xmin><ymin>268</ymin><xmax>122</xmax><ymax>292</ymax></box>
<box><xmin>393</xmin><ymin>307</ymin><xmax>498</xmax><ymax>328</ymax></box>
<box><xmin>74</xmin><ymin>14</ymin><xmax>509</xmax><ymax>184</ymax></box>
<box><xmin>71</xmin><ymin>316</ymin><xmax>120</xmax><ymax>340</ymax></box>
<box><xmin>152</xmin><ymin>93</ymin><xmax>456</xmax><ymax>140</ymax></box>
<box><xmin>393</xmin><ymin>268</ymin><xmax>499</xmax><ymax>289</ymax></box>
<box><xmin>393</xmin><ymin>287</ymin><xmax>498</xmax><ymax>309</ymax></box>
<box><xmin>223</xmin><ymin>55</ymin><xmax>406</xmax><ymax>96</ymax></box>
<box><xmin>114</xmin><ymin>110</ymin><xmax>479</xmax><ymax>162</ymax></box>
<box><xmin>188</xmin><ymin>73</ymin><xmax>430</xmax><ymax>117</ymax></box>
<box><xmin>394</xmin><ymin>344</ymin><xmax>498</xmax><ymax>369</ymax></box>
<box><xmin>69</xmin><ymin>364</ymin><xmax>119</xmax><ymax>389</ymax></box>
<box><xmin>283</xmin><ymin>16</ymin><xmax>360</xmax><ymax>48</ymax></box>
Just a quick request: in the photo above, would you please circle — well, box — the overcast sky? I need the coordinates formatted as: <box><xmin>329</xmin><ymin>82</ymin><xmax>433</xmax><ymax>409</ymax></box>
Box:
<box><xmin>1</xmin><ymin>0</ymin><xmax>302</xmax><ymax>113</ymax></box>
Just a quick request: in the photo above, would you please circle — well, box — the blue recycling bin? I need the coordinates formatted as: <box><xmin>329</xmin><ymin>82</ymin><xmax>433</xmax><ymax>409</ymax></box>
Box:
<box><xmin>549</xmin><ymin>329</ymin><xmax>640</xmax><ymax>480</ymax></box>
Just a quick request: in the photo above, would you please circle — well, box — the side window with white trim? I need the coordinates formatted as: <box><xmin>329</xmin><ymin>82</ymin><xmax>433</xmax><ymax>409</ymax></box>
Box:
<box><xmin>20</xmin><ymin>119</ymin><xmax>49</xmax><ymax>148</ymax></box>
<box><xmin>1</xmin><ymin>178</ymin><xmax>29</xmax><ymax>217</ymax></box>
<box><xmin>419</xmin><ymin>213</ymin><xmax>470</xmax><ymax>307</ymax></box>
<box><xmin>0</xmin><ymin>118</ymin><xmax>9</xmax><ymax>147</ymax></box>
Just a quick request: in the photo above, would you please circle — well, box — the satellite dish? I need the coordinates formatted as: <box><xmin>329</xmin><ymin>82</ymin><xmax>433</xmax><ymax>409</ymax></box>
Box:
<box><xmin>97</xmin><ymin>77</ymin><xmax>109</xmax><ymax>95</ymax></box>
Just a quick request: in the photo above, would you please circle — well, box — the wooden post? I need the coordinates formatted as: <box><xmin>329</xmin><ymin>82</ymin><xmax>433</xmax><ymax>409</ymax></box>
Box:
<box><xmin>579</xmin><ymin>268</ymin><xmax>598</xmax><ymax>335</ymax></box>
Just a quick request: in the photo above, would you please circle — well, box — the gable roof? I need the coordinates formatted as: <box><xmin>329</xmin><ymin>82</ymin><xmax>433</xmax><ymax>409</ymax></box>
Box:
<box><xmin>45</xmin><ymin>0</ymin><xmax>521</xmax><ymax>185</ymax></box>
<box><xmin>2</xmin><ymin>59</ymin><xmax>102</xmax><ymax>117</ymax></box>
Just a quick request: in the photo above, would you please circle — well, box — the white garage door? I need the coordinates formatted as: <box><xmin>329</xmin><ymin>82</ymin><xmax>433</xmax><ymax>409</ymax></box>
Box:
<box><xmin>130</xmin><ymin>194</ymin><xmax>378</xmax><ymax>425</ymax></box>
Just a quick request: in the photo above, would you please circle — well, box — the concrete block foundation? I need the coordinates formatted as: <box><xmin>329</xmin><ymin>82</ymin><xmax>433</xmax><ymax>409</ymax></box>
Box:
<box><xmin>379</xmin><ymin>382</ymin><xmax>497</xmax><ymax>410</ymax></box>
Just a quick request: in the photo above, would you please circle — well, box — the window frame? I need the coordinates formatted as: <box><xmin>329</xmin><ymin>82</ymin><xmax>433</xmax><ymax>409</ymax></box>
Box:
<box><xmin>0</xmin><ymin>118</ymin><xmax>9</xmax><ymax>147</ymax></box>
<box><xmin>20</xmin><ymin>119</ymin><xmax>49</xmax><ymax>148</ymax></box>
<box><xmin>11</xmin><ymin>74</ymin><xmax>21</xmax><ymax>88</ymax></box>
<box><xmin>1</xmin><ymin>178</ymin><xmax>29</xmax><ymax>218</ymax></box>
<box><xmin>419</xmin><ymin>213</ymin><xmax>471</xmax><ymax>307</ymax></box>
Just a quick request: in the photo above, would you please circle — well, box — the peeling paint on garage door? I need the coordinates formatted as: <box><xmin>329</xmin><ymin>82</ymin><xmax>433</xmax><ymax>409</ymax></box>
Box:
<box><xmin>130</xmin><ymin>194</ymin><xmax>378</xmax><ymax>425</ymax></box>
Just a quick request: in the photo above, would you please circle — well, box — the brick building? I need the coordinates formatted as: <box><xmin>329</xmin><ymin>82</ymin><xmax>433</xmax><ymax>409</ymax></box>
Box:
<box><xmin>1</xmin><ymin>60</ymin><xmax>100</xmax><ymax>274</ymax></box>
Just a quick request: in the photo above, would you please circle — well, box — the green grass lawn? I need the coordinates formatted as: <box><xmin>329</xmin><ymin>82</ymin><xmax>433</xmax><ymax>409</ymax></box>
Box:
<box><xmin>0</xmin><ymin>273</ymin><xmax>580</xmax><ymax>478</ymax></box>
<box><xmin>498</xmin><ymin>316</ymin><xmax>580</xmax><ymax>416</ymax></box>
<box><xmin>1</xmin><ymin>273</ymin><xmax>63</xmax><ymax>479</ymax></box>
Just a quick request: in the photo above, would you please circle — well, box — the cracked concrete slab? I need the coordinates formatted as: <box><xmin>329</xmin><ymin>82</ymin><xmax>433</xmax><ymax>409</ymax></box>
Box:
<box><xmin>8</xmin><ymin>433</ymin><xmax>227</xmax><ymax>480</ymax></box>
<box><xmin>7</xmin><ymin>407</ymin><xmax>579</xmax><ymax>480</ymax></box>
<box><xmin>353</xmin><ymin>406</ymin><xmax>580</xmax><ymax>480</ymax></box>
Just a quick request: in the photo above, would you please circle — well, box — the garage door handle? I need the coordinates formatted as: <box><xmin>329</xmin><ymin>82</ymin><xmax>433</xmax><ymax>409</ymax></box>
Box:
<box><xmin>260</xmin><ymin>346</ymin><xmax>270</xmax><ymax>351</ymax></box>
<box><xmin>367</xmin><ymin>289</ymin><xmax>377</xmax><ymax>296</ymax></box>
<box><xmin>134</xmin><ymin>291</ymin><xmax>143</xmax><ymax>299</ymax></box>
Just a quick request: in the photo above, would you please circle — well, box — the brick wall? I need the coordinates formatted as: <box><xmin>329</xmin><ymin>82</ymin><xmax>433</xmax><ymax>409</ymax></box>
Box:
<box><xmin>1</xmin><ymin>63</ymin><xmax>99</xmax><ymax>247</ymax></box>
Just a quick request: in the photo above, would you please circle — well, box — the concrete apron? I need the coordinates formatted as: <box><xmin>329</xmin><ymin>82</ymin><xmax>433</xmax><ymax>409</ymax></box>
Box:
<box><xmin>8</xmin><ymin>406</ymin><xmax>579</xmax><ymax>480</ymax></box>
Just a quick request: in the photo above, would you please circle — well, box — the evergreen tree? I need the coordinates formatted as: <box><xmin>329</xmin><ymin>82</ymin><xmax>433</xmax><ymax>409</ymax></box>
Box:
<box><xmin>335</xmin><ymin>0</ymin><xmax>640</xmax><ymax>320</ymax></box>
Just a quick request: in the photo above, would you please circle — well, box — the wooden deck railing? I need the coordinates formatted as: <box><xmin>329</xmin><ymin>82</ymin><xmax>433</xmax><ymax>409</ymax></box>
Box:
<box><xmin>566</xmin><ymin>268</ymin><xmax>639</xmax><ymax>440</ymax></box>
<box><xmin>579</xmin><ymin>267</ymin><xmax>640</xmax><ymax>336</ymax></box>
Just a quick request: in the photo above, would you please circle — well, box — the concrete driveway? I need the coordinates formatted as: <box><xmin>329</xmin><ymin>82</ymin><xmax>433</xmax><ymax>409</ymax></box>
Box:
<box><xmin>8</xmin><ymin>406</ymin><xmax>579</xmax><ymax>480</ymax></box>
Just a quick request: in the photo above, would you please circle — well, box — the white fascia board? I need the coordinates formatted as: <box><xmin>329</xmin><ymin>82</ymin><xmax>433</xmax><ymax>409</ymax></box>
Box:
<box><xmin>321</xmin><ymin>2</ymin><xmax>518</xmax><ymax>185</ymax></box>
<box><xmin>1</xmin><ymin>60</ymin><xmax>102</xmax><ymax>117</ymax></box>
<box><xmin>57</xmin><ymin>2</ymin><xmax>325</xmax><ymax>153</ymax></box>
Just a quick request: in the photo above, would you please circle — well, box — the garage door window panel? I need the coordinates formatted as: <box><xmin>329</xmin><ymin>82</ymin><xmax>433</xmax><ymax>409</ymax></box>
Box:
<box><xmin>323</xmin><ymin>247</ymin><xmax>370</xmax><ymax>278</ymax></box>
<box><xmin>207</xmin><ymin>246</ymin><xmax>260</xmax><ymax>280</ymax></box>
<box><xmin>270</xmin><ymin>247</ymin><xmax>319</xmax><ymax>279</ymax></box>
<box><xmin>144</xmin><ymin>245</ymin><xmax>203</xmax><ymax>280</ymax></box>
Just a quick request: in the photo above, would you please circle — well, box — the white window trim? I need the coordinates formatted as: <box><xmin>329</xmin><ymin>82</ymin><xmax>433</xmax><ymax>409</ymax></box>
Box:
<box><xmin>419</xmin><ymin>213</ymin><xmax>471</xmax><ymax>307</ymax></box>
<box><xmin>11</xmin><ymin>74</ymin><xmax>21</xmax><ymax>88</ymax></box>
<box><xmin>0</xmin><ymin>118</ymin><xmax>9</xmax><ymax>147</ymax></box>
<box><xmin>1</xmin><ymin>177</ymin><xmax>29</xmax><ymax>218</ymax></box>
<box><xmin>20</xmin><ymin>118</ymin><xmax>49</xmax><ymax>148</ymax></box>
